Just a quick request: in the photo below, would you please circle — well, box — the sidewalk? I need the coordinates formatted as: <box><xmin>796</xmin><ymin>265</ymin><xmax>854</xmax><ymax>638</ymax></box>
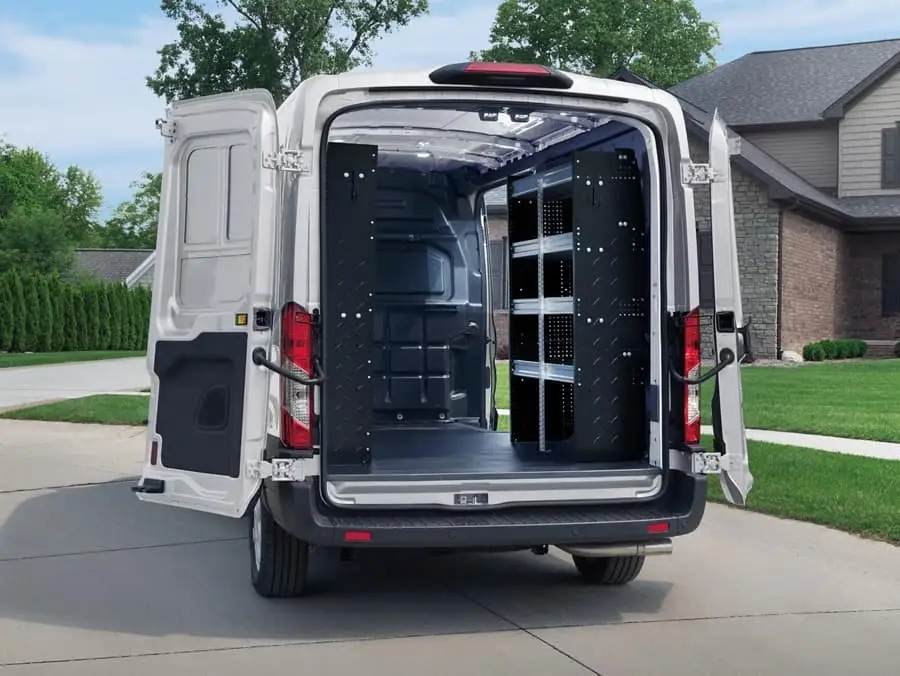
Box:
<box><xmin>702</xmin><ymin>426</ymin><xmax>900</xmax><ymax>462</ymax></box>
<box><xmin>494</xmin><ymin>409</ymin><xmax>899</xmax><ymax>461</ymax></box>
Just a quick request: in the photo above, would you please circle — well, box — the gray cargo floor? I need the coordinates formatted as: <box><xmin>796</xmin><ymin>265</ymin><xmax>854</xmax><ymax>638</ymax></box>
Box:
<box><xmin>326</xmin><ymin>424</ymin><xmax>655</xmax><ymax>481</ymax></box>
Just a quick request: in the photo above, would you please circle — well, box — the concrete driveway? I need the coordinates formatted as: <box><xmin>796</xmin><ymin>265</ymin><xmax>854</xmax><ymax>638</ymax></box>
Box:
<box><xmin>0</xmin><ymin>357</ymin><xmax>150</xmax><ymax>409</ymax></box>
<box><xmin>0</xmin><ymin>419</ymin><xmax>897</xmax><ymax>675</ymax></box>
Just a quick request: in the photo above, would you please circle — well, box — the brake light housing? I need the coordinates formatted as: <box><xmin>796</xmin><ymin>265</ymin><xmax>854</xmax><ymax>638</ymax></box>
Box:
<box><xmin>428</xmin><ymin>62</ymin><xmax>573</xmax><ymax>89</ymax></box>
<box><xmin>280</xmin><ymin>302</ymin><xmax>315</xmax><ymax>451</ymax></box>
<box><xmin>683</xmin><ymin>309</ymin><xmax>702</xmax><ymax>444</ymax></box>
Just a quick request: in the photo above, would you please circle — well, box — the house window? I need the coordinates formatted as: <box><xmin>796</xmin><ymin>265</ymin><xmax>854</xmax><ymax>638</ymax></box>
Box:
<box><xmin>882</xmin><ymin>125</ymin><xmax>900</xmax><ymax>189</ymax></box>
<box><xmin>697</xmin><ymin>230</ymin><xmax>715</xmax><ymax>309</ymax></box>
<box><xmin>883</xmin><ymin>253</ymin><xmax>900</xmax><ymax>316</ymax></box>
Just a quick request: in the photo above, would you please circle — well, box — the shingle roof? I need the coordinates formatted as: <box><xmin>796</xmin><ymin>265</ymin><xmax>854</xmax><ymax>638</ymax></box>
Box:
<box><xmin>670</xmin><ymin>38</ymin><xmax>900</xmax><ymax>126</ymax></box>
<box><xmin>72</xmin><ymin>249</ymin><xmax>154</xmax><ymax>284</ymax></box>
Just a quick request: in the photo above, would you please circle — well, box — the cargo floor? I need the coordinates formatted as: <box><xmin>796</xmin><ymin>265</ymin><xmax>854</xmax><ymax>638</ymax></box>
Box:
<box><xmin>326</xmin><ymin>424</ymin><xmax>655</xmax><ymax>481</ymax></box>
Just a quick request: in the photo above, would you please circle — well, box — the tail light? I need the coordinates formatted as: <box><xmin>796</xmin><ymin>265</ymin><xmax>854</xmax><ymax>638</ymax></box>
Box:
<box><xmin>280</xmin><ymin>302</ymin><xmax>314</xmax><ymax>450</ymax></box>
<box><xmin>683</xmin><ymin>309</ymin><xmax>701</xmax><ymax>444</ymax></box>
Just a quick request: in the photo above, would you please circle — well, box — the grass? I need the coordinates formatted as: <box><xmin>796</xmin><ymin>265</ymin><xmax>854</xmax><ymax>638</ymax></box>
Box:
<box><xmin>496</xmin><ymin>359</ymin><xmax>900</xmax><ymax>442</ymax></box>
<box><xmin>0</xmin><ymin>394</ymin><xmax>149</xmax><ymax>426</ymax></box>
<box><xmin>0</xmin><ymin>351</ymin><xmax>144</xmax><ymax>369</ymax></box>
<box><xmin>701</xmin><ymin>359</ymin><xmax>900</xmax><ymax>443</ymax></box>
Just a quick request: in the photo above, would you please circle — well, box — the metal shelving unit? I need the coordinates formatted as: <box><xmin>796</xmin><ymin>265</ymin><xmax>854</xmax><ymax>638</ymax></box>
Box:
<box><xmin>505</xmin><ymin>148</ymin><xmax>649</xmax><ymax>463</ymax></box>
<box><xmin>507</xmin><ymin>168</ymin><xmax>575</xmax><ymax>454</ymax></box>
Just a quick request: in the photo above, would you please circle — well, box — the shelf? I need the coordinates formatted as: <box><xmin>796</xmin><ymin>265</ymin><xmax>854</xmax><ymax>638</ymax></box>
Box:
<box><xmin>511</xmin><ymin>232</ymin><xmax>573</xmax><ymax>259</ymax></box>
<box><xmin>511</xmin><ymin>360</ymin><xmax>575</xmax><ymax>383</ymax></box>
<box><xmin>512</xmin><ymin>297</ymin><xmax>574</xmax><ymax>315</ymax></box>
<box><xmin>510</xmin><ymin>164</ymin><xmax>572</xmax><ymax>198</ymax></box>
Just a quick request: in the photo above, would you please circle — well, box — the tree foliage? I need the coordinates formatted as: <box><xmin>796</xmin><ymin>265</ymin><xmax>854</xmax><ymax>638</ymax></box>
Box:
<box><xmin>148</xmin><ymin>0</ymin><xmax>430</xmax><ymax>105</ymax></box>
<box><xmin>0</xmin><ymin>142</ymin><xmax>104</xmax><ymax>277</ymax></box>
<box><xmin>473</xmin><ymin>0</ymin><xmax>720</xmax><ymax>88</ymax></box>
<box><xmin>99</xmin><ymin>172</ymin><xmax>162</xmax><ymax>249</ymax></box>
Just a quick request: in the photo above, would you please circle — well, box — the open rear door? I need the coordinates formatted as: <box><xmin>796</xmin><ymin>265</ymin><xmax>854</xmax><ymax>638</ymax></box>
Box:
<box><xmin>708</xmin><ymin>112</ymin><xmax>753</xmax><ymax>506</ymax></box>
<box><xmin>134</xmin><ymin>90</ymin><xmax>280</xmax><ymax>518</ymax></box>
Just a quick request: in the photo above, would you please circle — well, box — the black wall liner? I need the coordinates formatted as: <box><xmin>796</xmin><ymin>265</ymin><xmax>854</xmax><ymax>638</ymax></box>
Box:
<box><xmin>154</xmin><ymin>332</ymin><xmax>248</xmax><ymax>477</ymax></box>
<box><xmin>321</xmin><ymin>142</ymin><xmax>379</xmax><ymax>466</ymax></box>
<box><xmin>572</xmin><ymin>149</ymin><xmax>650</xmax><ymax>461</ymax></box>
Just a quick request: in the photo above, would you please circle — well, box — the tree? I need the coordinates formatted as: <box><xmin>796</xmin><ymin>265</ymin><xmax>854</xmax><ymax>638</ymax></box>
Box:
<box><xmin>35</xmin><ymin>276</ymin><xmax>54</xmax><ymax>352</ymax></box>
<box><xmin>472</xmin><ymin>0</ymin><xmax>720</xmax><ymax>88</ymax></box>
<box><xmin>97</xmin><ymin>172</ymin><xmax>162</xmax><ymax>249</ymax></box>
<box><xmin>0</xmin><ymin>273</ymin><xmax>14</xmax><ymax>351</ymax></box>
<box><xmin>0</xmin><ymin>142</ymin><xmax>103</xmax><ymax>247</ymax></box>
<box><xmin>147</xmin><ymin>0</ymin><xmax>430</xmax><ymax>106</ymax></box>
<box><xmin>9</xmin><ymin>271</ymin><xmax>28</xmax><ymax>352</ymax></box>
<box><xmin>21</xmin><ymin>273</ymin><xmax>42</xmax><ymax>352</ymax></box>
<box><xmin>98</xmin><ymin>284</ymin><xmax>112</xmax><ymax>349</ymax></box>
<box><xmin>50</xmin><ymin>278</ymin><xmax>66</xmax><ymax>352</ymax></box>
<box><xmin>0</xmin><ymin>206</ymin><xmax>75</xmax><ymax>276</ymax></box>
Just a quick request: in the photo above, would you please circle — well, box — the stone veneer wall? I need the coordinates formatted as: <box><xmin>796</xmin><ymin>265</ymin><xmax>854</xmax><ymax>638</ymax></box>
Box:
<box><xmin>688</xmin><ymin>135</ymin><xmax>781</xmax><ymax>359</ymax></box>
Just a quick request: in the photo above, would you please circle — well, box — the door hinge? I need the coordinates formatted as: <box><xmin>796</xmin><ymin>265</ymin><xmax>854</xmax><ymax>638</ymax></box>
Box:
<box><xmin>247</xmin><ymin>457</ymin><xmax>319</xmax><ymax>482</ymax></box>
<box><xmin>670</xmin><ymin>449</ymin><xmax>738</xmax><ymax>475</ymax></box>
<box><xmin>155</xmin><ymin>118</ymin><xmax>176</xmax><ymax>140</ymax></box>
<box><xmin>681</xmin><ymin>162</ymin><xmax>724</xmax><ymax>185</ymax></box>
<box><xmin>263</xmin><ymin>148</ymin><xmax>310</xmax><ymax>174</ymax></box>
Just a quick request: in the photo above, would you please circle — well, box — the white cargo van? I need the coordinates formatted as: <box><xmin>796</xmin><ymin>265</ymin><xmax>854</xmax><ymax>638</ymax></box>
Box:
<box><xmin>133</xmin><ymin>62</ymin><xmax>752</xmax><ymax>598</ymax></box>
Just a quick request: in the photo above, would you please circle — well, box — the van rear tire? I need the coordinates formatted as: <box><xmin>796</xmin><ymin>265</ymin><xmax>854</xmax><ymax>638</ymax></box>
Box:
<box><xmin>249</xmin><ymin>495</ymin><xmax>310</xmax><ymax>598</ymax></box>
<box><xmin>572</xmin><ymin>555</ymin><xmax>645</xmax><ymax>585</ymax></box>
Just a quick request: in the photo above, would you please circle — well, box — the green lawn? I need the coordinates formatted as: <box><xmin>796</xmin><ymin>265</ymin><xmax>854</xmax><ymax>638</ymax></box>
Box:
<box><xmin>701</xmin><ymin>359</ymin><xmax>900</xmax><ymax>443</ymax></box>
<box><xmin>0</xmin><ymin>394</ymin><xmax>149</xmax><ymax>426</ymax></box>
<box><xmin>0</xmin><ymin>351</ymin><xmax>144</xmax><ymax>369</ymax></box>
<box><xmin>496</xmin><ymin>359</ymin><xmax>900</xmax><ymax>442</ymax></box>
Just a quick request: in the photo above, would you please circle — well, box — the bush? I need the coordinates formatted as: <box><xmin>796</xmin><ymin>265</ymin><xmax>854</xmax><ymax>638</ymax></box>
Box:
<box><xmin>803</xmin><ymin>343</ymin><xmax>826</xmax><ymax>362</ymax></box>
<box><xmin>802</xmin><ymin>338</ymin><xmax>869</xmax><ymax>362</ymax></box>
<box><xmin>894</xmin><ymin>341</ymin><xmax>900</xmax><ymax>358</ymax></box>
<box><xmin>1</xmin><ymin>270</ymin><xmax>151</xmax><ymax>354</ymax></box>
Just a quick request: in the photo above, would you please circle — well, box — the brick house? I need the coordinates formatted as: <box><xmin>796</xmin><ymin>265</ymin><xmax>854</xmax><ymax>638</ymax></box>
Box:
<box><xmin>487</xmin><ymin>38</ymin><xmax>900</xmax><ymax>359</ymax></box>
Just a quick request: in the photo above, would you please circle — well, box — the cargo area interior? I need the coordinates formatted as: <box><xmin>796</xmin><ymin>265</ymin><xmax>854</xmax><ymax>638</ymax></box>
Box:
<box><xmin>318</xmin><ymin>100</ymin><xmax>662</xmax><ymax>498</ymax></box>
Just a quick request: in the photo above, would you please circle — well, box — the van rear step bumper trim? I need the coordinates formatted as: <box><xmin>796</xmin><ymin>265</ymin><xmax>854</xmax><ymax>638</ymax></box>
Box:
<box><xmin>263</xmin><ymin>471</ymin><xmax>706</xmax><ymax>549</ymax></box>
<box><xmin>324</xmin><ymin>470</ymin><xmax>663</xmax><ymax>508</ymax></box>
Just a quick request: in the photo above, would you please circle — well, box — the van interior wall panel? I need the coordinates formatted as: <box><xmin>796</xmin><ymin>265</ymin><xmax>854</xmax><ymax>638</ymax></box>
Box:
<box><xmin>370</xmin><ymin>169</ymin><xmax>487</xmax><ymax>428</ymax></box>
<box><xmin>572</xmin><ymin>148</ymin><xmax>650</xmax><ymax>462</ymax></box>
<box><xmin>153</xmin><ymin>332</ymin><xmax>247</xmax><ymax>477</ymax></box>
<box><xmin>322</xmin><ymin>142</ymin><xmax>379</xmax><ymax>466</ymax></box>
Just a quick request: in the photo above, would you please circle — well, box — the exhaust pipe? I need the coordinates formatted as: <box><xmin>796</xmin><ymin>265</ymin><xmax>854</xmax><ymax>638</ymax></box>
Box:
<box><xmin>558</xmin><ymin>539</ymin><xmax>673</xmax><ymax>558</ymax></box>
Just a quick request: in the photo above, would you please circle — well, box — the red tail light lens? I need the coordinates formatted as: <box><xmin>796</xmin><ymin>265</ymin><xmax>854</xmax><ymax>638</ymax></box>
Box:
<box><xmin>683</xmin><ymin>309</ymin><xmax>701</xmax><ymax>444</ymax></box>
<box><xmin>463</xmin><ymin>62</ymin><xmax>550</xmax><ymax>76</ymax></box>
<box><xmin>280</xmin><ymin>302</ymin><xmax>314</xmax><ymax>450</ymax></box>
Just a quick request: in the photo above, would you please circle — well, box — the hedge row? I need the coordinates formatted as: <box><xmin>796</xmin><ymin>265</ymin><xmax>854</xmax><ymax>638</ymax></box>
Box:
<box><xmin>802</xmin><ymin>339</ymin><xmax>868</xmax><ymax>362</ymax></box>
<box><xmin>0</xmin><ymin>270</ymin><xmax>151</xmax><ymax>354</ymax></box>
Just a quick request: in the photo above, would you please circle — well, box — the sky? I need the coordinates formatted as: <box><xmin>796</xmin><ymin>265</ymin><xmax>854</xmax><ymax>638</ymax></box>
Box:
<box><xmin>2</xmin><ymin>0</ymin><xmax>900</xmax><ymax>215</ymax></box>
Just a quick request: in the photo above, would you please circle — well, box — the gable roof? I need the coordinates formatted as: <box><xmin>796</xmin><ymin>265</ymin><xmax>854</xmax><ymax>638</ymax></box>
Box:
<box><xmin>670</xmin><ymin>38</ymin><xmax>900</xmax><ymax>126</ymax></box>
<box><xmin>72</xmin><ymin>248</ymin><xmax>154</xmax><ymax>284</ymax></box>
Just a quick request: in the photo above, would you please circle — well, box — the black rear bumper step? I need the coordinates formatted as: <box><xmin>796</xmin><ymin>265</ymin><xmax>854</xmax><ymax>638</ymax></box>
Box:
<box><xmin>132</xmin><ymin>479</ymin><xmax>166</xmax><ymax>494</ymax></box>
<box><xmin>263</xmin><ymin>470</ymin><xmax>706</xmax><ymax>549</ymax></box>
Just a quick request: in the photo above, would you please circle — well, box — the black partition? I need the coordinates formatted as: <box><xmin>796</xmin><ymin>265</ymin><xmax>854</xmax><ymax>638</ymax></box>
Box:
<box><xmin>571</xmin><ymin>149</ymin><xmax>650</xmax><ymax>461</ymax></box>
<box><xmin>321</xmin><ymin>142</ymin><xmax>379</xmax><ymax>466</ymax></box>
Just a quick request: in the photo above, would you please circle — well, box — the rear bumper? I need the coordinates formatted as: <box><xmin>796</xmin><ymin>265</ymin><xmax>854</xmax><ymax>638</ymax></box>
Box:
<box><xmin>263</xmin><ymin>469</ymin><xmax>707</xmax><ymax>549</ymax></box>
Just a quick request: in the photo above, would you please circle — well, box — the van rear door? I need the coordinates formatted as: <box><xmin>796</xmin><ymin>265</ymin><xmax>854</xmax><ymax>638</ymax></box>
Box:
<box><xmin>133</xmin><ymin>90</ymin><xmax>280</xmax><ymax>518</ymax></box>
<box><xmin>708</xmin><ymin>112</ymin><xmax>753</xmax><ymax>506</ymax></box>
